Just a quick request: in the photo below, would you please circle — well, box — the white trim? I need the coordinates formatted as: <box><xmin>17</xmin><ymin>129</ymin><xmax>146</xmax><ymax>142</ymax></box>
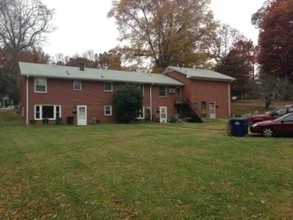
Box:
<box><xmin>104</xmin><ymin>82</ymin><xmax>113</xmax><ymax>92</ymax></box>
<box><xmin>209</xmin><ymin>101</ymin><xmax>216</xmax><ymax>119</ymax></box>
<box><xmin>73</xmin><ymin>80</ymin><xmax>82</xmax><ymax>90</ymax></box>
<box><xmin>159</xmin><ymin>106</ymin><xmax>168</xmax><ymax>123</ymax></box>
<box><xmin>34</xmin><ymin>105</ymin><xmax>62</xmax><ymax>120</ymax></box>
<box><xmin>77</xmin><ymin>105</ymin><xmax>87</xmax><ymax>125</ymax></box>
<box><xmin>104</xmin><ymin>105</ymin><xmax>112</xmax><ymax>116</ymax></box>
<box><xmin>34</xmin><ymin>77</ymin><xmax>47</xmax><ymax>93</ymax></box>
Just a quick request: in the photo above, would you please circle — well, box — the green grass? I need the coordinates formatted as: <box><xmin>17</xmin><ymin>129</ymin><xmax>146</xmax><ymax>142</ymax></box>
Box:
<box><xmin>0</xmin><ymin>120</ymin><xmax>292</xmax><ymax>219</ymax></box>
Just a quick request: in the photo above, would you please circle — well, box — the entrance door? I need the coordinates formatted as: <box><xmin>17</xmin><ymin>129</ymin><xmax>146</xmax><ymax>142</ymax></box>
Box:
<box><xmin>77</xmin><ymin>105</ymin><xmax>87</xmax><ymax>125</ymax></box>
<box><xmin>175</xmin><ymin>87</ymin><xmax>182</xmax><ymax>104</ymax></box>
<box><xmin>159</xmin><ymin>106</ymin><xmax>167</xmax><ymax>123</ymax></box>
<box><xmin>209</xmin><ymin>102</ymin><xmax>216</xmax><ymax>119</ymax></box>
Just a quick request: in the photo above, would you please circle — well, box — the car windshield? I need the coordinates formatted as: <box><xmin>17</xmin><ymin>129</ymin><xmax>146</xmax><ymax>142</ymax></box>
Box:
<box><xmin>269</xmin><ymin>108</ymin><xmax>287</xmax><ymax>116</ymax></box>
<box><xmin>274</xmin><ymin>113</ymin><xmax>293</xmax><ymax>122</ymax></box>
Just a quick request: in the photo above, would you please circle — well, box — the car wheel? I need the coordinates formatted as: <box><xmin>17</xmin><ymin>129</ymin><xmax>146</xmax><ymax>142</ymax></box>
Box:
<box><xmin>261</xmin><ymin>127</ymin><xmax>274</xmax><ymax>137</ymax></box>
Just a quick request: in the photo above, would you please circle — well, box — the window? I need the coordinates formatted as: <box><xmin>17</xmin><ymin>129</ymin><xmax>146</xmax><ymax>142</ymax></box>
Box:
<box><xmin>73</xmin><ymin>80</ymin><xmax>82</xmax><ymax>90</ymax></box>
<box><xmin>104</xmin><ymin>105</ymin><xmax>112</xmax><ymax>116</ymax></box>
<box><xmin>136</xmin><ymin>106</ymin><xmax>145</xmax><ymax>119</ymax></box>
<box><xmin>34</xmin><ymin>105</ymin><xmax>61</xmax><ymax>120</ymax></box>
<box><xmin>35</xmin><ymin>78</ymin><xmax>47</xmax><ymax>93</ymax></box>
<box><xmin>158</xmin><ymin>86</ymin><xmax>167</xmax><ymax>97</ymax></box>
<box><xmin>104</xmin><ymin>82</ymin><xmax>113</xmax><ymax>92</ymax></box>
<box><xmin>284</xmin><ymin>114</ymin><xmax>293</xmax><ymax>122</ymax></box>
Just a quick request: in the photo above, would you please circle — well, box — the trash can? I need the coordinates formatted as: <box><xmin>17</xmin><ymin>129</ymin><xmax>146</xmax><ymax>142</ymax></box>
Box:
<box><xmin>228</xmin><ymin>117</ymin><xmax>248</xmax><ymax>137</ymax></box>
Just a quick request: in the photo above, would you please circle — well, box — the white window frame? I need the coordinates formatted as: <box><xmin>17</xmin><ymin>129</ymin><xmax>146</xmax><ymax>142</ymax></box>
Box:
<box><xmin>34</xmin><ymin>105</ymin><xmax>61</xmax><ymax>120</ymax></box>
<box><xmin>34</xmin><ymin>78</ymin><xmax>47</xmax><ymax>93</ymax></box>
<box><xmin>104</xmin><ymin>82</ymin><xmax>113</xmax><ymax>92</ymax></box>
<box><xmin>136</xmin><ymin>106</ymin><xmax>145</xmax><ymax>119</ymax></box>
<box><xmin>73</xmin><ymin>80</ymin><xmax>82</xmax><ymax>90</ymax></box>
<box><xmin>158</xmin><ymin>85</ymin><xmax>167</xmax><ymax>97</ymax></box>
<box><xmin>104</xmin><ymin>105</ymin><xmax>112</xmax><ymax>116</ymax></box>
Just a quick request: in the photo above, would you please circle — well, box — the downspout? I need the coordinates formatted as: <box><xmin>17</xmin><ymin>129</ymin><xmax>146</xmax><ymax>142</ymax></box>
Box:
<box><xmin>228</xmin><ymin>82</ymin><xmax>231</xmax><ymax>117</ymax></box>
<box><xmin>26</xmin><ymin>75</ymin><xmax>29</xmax><ymax>125</ymax></box>
<box><xmin>150</xmin><ymin>83</ymin><xmax>153</xmax><ymax>121</ymax></box>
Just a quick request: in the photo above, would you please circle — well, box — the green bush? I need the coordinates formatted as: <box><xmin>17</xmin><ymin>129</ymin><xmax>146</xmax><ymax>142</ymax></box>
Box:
<box><xmin>113</xmin><ymin>84</ymin><xmax>143</xmax><ymax>123</ymax></box>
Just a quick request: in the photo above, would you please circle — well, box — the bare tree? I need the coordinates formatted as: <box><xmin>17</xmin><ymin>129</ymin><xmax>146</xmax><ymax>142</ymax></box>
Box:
<box><xmin>0</xmin><ymin>0</ymin><xmax>54</xmax><ymax>104</ymax></box>
<box><xmin>211</xmin><ymin>23</ymin><xmax>246</xmax><ymax>65</ymax></box>
<box><xmin>0</xmin><ymin>0</ymin><xmax>54</xmax><ymax>60</ymax></box>
<box><xmin>82</xmin><ymin>50</ymin><xmax>95</xmax><ymax>61</ymax></box>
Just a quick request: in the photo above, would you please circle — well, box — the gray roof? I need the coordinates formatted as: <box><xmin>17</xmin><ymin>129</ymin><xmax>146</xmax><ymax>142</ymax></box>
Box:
<box><xmin>19</xmin><ymin>62</ymin><xmax>184</xmax><ymax>86</ymax></box>
<box><xmin>163</xmin><ymin>66</ymin><xmax>234</xmax><ymax>82</ymax></box>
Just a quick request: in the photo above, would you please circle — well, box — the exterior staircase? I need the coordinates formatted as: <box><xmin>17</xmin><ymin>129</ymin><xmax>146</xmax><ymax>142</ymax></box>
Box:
<box><xmin>175</xmin><ymin>98</ymin><xmax>203</xmax><ymax>123</ymax></box>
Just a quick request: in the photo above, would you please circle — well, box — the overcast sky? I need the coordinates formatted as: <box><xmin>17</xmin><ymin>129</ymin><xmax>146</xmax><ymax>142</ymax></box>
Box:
<box><xmin>42</xmin><ymin>0</ymin><xmax>266</xmax><ymax>59</ymax></box>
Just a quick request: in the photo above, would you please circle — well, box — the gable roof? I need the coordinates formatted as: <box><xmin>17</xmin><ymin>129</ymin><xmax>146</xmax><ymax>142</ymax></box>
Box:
<box><xmin>19</xmin><ymin>62</ymin><xmax>184</xmax><ymax>86</ymax></box>
<box><xmin>163</xmin><ymin>66</ymin><xmax>234</xmax><ymax>82</ymax></box>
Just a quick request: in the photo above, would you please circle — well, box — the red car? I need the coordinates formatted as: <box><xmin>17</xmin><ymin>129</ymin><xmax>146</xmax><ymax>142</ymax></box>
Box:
<box><xmin>248</xmin><ymin>104</ymin><xmax>293</xmax><ymax>126</ymax></box>
<box><xmin>250</xmin><ymin>113</ymin><xmax>293</xmax><ymax>137</ymax></box>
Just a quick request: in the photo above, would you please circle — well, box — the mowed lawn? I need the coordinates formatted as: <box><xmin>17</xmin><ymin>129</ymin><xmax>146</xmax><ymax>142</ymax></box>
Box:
<box><xmin>0</xmin><ymin>120</ymin><xmax>292</xmax><ymax>219</ymax></box>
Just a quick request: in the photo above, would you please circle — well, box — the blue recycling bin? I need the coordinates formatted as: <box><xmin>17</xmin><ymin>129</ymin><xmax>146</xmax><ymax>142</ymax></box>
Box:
<box><xmin>228</xmin><ymin>117</ymin><xmax>248</xmax><ymax>137</ymax></box>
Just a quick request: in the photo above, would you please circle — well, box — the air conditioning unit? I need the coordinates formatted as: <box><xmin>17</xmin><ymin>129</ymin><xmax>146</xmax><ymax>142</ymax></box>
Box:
<box><xmin>169</xmin><ymin>88</ymin><xmax>175</xmax><ymax>94</ymax></box>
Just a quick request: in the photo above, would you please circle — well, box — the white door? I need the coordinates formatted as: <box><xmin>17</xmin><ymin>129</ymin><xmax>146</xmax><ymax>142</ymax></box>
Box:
<box><xmin>159</xmin><ymin>106</ymin><xmax>167</xmax><ymax>123</ymax></box>
<box><xmin>209</xmin><ymin>102</ymin><xmax>216</xmax><ymax>119</ymax></box>
<box><xmin>77</xmin><ymin>105</ymin><xmax>87</xmax><ymax>125</ymax></box>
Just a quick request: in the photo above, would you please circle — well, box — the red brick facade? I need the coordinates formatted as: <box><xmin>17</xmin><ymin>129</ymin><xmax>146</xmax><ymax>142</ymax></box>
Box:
<box><xmin>19</xmin><ymin>76</ymin><xmax>180</xmax><ymax>125</ymax></box>
<box><xmin>166</xmin><ymin>71</ymin><xmax>231</xmax><ymax>119</ymax></box>
<box><xmin>19</xmin><ymin>64</ymin><xmax>232</xmax><ymax>125</ymax></box>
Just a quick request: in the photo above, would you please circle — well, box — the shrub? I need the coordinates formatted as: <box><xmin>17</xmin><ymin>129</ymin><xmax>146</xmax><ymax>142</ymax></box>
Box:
<box><xmin>113</xmin><ymin>84</ymin><xmax>143</xmax><ymax>123</ymax></box>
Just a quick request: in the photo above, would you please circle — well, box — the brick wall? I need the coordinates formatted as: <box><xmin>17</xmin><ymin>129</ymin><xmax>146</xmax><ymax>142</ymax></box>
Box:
<box><xmin>166</xmin><ymin>71</ymin><xmax>231</xmax><ymax>118</ymax></box>
<box><xmin>20</xmin><ymin>76</ymin><xmax>179</xmax><ymax>124</ymax></box>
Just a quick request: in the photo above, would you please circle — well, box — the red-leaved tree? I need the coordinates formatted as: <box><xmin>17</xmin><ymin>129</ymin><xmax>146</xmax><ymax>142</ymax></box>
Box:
<box><xmin>252</xmin><ymin>0</ymin><xmax>293</xmax><ymax>82</ymax></box>
<box><xmin>215</xmin><ymin>40</ymin><xmax>256</xmax><ymax>98</ymax></box>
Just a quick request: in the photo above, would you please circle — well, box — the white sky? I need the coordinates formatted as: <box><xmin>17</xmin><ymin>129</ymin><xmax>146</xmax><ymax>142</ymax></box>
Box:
<box><xmin>42</xmin><ymin>0</ymin><xmax>266</xmax><ymax>59</ymax></box>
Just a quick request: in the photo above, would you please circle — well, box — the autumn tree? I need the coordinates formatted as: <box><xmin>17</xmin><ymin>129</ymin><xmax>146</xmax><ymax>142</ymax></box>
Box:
<box><xmin>66</xmin><ymin>56</ymin><xmax>96</xmax><ymax>68</ymax></box>
<box><xmin>108</xmin><ymin>0</ymin><xmax>217</xmax><ymax>71</ymax></box>
<box><xmin>63</xmin><ymin>49</ymin><xmax>123</xmax><ymax>70</ymax></box>
<box><xmin>0</xmin><ymin>0</ymin><xmax>54</xmax><ymax>103</ymax></box>
<box><xmin>215</xmin><ymin>40</ymin><xmax>256</xmax><ymax>98</ymax></box>
<box><xmin>252</xmin><ymin>0</ymin><xmax>293</xmax><ymax>82</ymax></box>
<box><xmin>0</xmin><ymin>47</ymin><xmax>50</xmax><ymax>102</ymax></box>
<box><xmin>97</xmin><ymin>49</ymin><xmax>123</xmax><ymax>70</ymax></box>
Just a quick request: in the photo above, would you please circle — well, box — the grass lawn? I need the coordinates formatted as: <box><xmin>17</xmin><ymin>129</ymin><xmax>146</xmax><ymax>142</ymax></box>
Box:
<box><xmin>231</xmin><ymin>99</ymin><xmax>293</xmax><ymax>116</ymax></box>
<box><xmin>0</xmin><ymin>112</ymin><xmax>292</xmax><ymax>219</ymax></box>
